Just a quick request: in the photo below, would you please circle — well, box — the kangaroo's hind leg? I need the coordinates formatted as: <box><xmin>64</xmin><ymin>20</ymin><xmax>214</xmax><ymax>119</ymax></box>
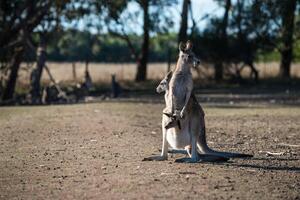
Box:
<box><xmin>175</xmin><ymin>118</ymin><xmax>200</xmax><ymax>163</ymax></box>
<box><xmin>143</xmin><ymin>115</ymin><xmax>168</xmax><ymax>161</ymax></box>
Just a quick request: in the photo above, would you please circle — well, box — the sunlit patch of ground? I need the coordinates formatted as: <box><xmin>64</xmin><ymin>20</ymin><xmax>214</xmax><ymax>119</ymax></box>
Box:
<box><xmin>0</xmin><ymin>102</ymin><xmax>299</xmax><ymax>199</ymax></box>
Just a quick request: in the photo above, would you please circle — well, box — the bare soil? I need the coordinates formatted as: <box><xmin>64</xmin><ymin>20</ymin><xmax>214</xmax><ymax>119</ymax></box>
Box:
<box><xmin>0</xmin><ymin>102</ymin><xmax>299</xmax><ymax>200</ymax></box>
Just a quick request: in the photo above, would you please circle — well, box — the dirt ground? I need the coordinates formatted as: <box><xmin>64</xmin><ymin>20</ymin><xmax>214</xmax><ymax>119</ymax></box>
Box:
<box><xmin>0</xmin><ymin>102</ymin><xmax>299</xmax><ymax>200</ymax></box>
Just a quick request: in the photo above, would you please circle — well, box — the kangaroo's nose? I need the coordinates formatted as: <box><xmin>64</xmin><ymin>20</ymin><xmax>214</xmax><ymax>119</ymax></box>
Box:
<box><xmin>156</xmin><ymin>87</ymin><xmax>161</xmax><ymax>93</ymax></box>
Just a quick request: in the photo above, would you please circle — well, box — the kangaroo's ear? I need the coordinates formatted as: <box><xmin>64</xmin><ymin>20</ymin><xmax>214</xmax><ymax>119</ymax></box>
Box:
<box><xmin>186</xmin><ymin>40</ymin><xmax>193</xmax><ymax>51</ymax></box>
<box><xmin>166</xmin><ymin>71</ymin><xmax>173</xmax><ymax>81</ymax></box>
<box><xmin>179</xmin><ymin>42</ymin><xmax>186</xmax><ymax>52</ymax></box>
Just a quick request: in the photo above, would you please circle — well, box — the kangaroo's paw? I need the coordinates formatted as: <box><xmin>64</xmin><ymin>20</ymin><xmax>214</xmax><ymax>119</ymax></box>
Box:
<box><xmin>162</xmin><ymin>107</ymin><xmax>172</xmax><ymax>116</ymax></box>
<box><xmin>174</xmin><ymin>110</ymin><xmax>181</xmax><ymax>117</ymax></box>
<box><xmin>180</xmin><ymin>109</ymin><xmax>186</xmax><ymax>119</ymax></box>
<box><xmin>142</xmin><ymin>155</ymin><xmax>167</xmax><ymax>161</ymax></box>
<box><xmin>165</xmin><ymin>118</ymin><xmax>178</xmax><ymax>129</ymax></box>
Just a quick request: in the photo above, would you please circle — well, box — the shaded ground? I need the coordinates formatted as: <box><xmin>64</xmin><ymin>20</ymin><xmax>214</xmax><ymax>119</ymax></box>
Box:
<box><xmin>0</xmin><ymin>102</ymin><xmax>299</xmax><ymax>199</ymax></box>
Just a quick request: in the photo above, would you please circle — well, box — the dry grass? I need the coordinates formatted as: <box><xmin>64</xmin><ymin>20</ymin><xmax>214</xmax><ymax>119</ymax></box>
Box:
<box><xmin>17</xmin><ymin>62</ymin><xmax>300</xmax><ymax>88</ymax></box>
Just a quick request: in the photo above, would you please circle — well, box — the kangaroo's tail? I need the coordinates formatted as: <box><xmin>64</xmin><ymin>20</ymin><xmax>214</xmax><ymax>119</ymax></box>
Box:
<box><xmin>197</xmin><ymin>125</ymin><xmax>253</xmax><ymax>158</ymax></box>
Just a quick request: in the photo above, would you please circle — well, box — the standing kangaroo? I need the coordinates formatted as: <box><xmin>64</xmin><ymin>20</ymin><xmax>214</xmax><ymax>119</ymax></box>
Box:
<box><xmin>163</xmin><ymin>41</ymin><xmax>200</xmax><ymax>129</ymax></box>
<box><xmin>144</xmin><ymin>75</ymin><xmax>253</xmax><ymax>163</ymax></box>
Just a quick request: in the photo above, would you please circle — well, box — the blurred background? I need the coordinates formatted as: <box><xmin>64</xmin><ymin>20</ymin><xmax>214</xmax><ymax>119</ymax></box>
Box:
<box><xmin>1</xmin><ymin>0</ymin><xmax>300</xmax><ymax>105</ymax></box>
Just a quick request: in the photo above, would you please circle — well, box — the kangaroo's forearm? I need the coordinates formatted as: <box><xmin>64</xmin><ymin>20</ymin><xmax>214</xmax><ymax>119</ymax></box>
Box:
<box><xmin>182</xmin><ymin>89</ymin><xmax>192</xmax><ymax>111</ymax></box>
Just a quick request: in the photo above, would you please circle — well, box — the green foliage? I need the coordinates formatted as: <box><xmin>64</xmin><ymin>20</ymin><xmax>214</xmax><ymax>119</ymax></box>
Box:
<box><xmin>256</xmin><ymin>49</ymin><xmax>281</xmax><ymax>62</ymax></box>
<box><xmin>45</xmin><ymin>27</ymin><xmax>300</xmax><ymax>63</ymax></box>
<box><xmin>46</xmin><ymin>30</ymin><xmax>178</xmax><ymax>62</ymax></box>
<box><xmin>56</xmin><ymin>30</ymin><xmax>96</xmax><ymax>61</ymax></box>
<box><xmin>294</xmin><ymin>39</ymin><xmax>300</xmax><ymax>62</ymax></box>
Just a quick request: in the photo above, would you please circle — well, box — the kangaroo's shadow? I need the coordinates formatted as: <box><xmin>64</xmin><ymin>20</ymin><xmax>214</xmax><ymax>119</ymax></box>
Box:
<box><xmin>213</xmin><ymin>156</ymin><xmax>300</xmax><ymax>172</ymax></box>
<box><xmin>161</xmin><ymin>149</ymin><xmax>300</xmax><ymax>172</ymax></box>
<box><xmin>225</xmin><ymin>163</ymin><xmax>300</xmax><ymax>172</ymax></box>
<box><xmin>250</xmin><ymin>157</ymin><xmax>300</xmax><ymax>161</ymax></box>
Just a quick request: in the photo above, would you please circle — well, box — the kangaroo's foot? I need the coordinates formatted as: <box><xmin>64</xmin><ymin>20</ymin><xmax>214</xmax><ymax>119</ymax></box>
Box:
<box><xmin>142</xmin><ymin>155</ymin><xmax>167</xmax><ymax>161</ymax></box>
<box><xmin>198</xmin><ymin>154</ymin><xmax>229</xmax><ymax>162</ymax></box>
<box><xmin>175</xmin><ymin>154</ymin><xmax>229</xmax><ymax>163</ymax></box>
<box><xmin>175</xmin><ymin>157</ymin><xmax>200</xmax><ymax>163</ymax></box>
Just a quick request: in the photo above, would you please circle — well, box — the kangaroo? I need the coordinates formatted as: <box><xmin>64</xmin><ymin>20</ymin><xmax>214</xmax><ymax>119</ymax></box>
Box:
<box><xmin>111</xmin><ymin>74</ymin><xmax>122</xmax><ymax>98</ymax></box>
<box><xmin>143</xmin><ymin>72</ymin><xmax>253</xmax><ymax>163</ymax></box>
<box><xmin>163</xmin><ymin>41</ymin><xmax>200</xmax><ymax>129</ymax></box>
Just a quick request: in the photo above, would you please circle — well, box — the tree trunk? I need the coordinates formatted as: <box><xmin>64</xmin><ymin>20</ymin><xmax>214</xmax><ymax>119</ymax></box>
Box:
<box><xmin>178</xmin><ymin>0</ymin><xmax>190</xmax><ymax>43</ymax></box>
<box><xmin>236</xmin><ymin>0</ymin><xmax>259</xmax><ymax>83</ymax></box>
<box><xmin>221</xmin><ymin>0</ymin><xmax>231</xmax><ymax>39</ymax></box>
<box><xmin>135</xmin><ymin>0</ymin><xmax>149</xmax><ymax>82</ymax></box>
<box><xmin>1</xmin><ymin>47</ymin><xmax>24</xmax><ymax>101</ymax></box>
<box><xmin>72</xmin><ymin>62</ymin><xmax>77</xmax><ymax>81</ymax></box>
<box><xmin>84</xmin><ymin>60</ymin><xmax>92</xmax><ymax>89</ymax></box>
<box><xmin>30</xmin><ymin>36</ymin><xmax>46</xmax><ymax>103</ymax></box>
<box><xmin>214</xmin><ymin>62</ymin><xmax>223</xmax><ymax>81</ymax></box>
<box><xmin>214</xmin><ymin>0</ymin><xmax>231</xmax><ymax>81</ymax></box>
<box><xmin>279</xmin><ymin>0</ymin><xmax>296</xmax><ymax>79</ymax></box>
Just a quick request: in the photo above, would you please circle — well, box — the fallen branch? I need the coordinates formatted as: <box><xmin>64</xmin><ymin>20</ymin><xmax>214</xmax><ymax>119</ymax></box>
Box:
<box><xmin>278</xmin><ymin>143</ymin><xmax>300</xmax><ymax>148</ymax></box>
<box><xmin>44</xmin><ymin>64</ymin><xmax>68</xmax><ymax>99</ymax></box>
<box><xmin>259</xmin><ymin>151</ymin><xmax>285</xmax><ymax>156</ymax></box>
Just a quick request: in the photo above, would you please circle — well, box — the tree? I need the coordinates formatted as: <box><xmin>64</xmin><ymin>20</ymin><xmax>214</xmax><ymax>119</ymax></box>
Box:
<box><xmin>106</xmin><ymin>0</ymin><xmax>151</xmax><ymax>82</ymax></box>
<box><xmin>107</xmin><ymin>0</ymin><xmax>176</xmax><ymax>82</ymax></box>
<box><xmin>29</xmin><ymin>34</ymin><xmax>47</xmax><ymax>103</ymax></box>
<box><xmin>1</xmin><ymin>44</ymin><xmax>25</xmax><ymax>101</ymax></box>
<box><xmin>0</xmin><ymin>1</ymin><xmax>54</xmax><ymax>101</ymax></box>
<box><xmin>227</xmin><ymin>0</ymin><xmax>259</xmax><ymax>82</ymax></box>
<box><xmin>29</xmin><ymin>2</ymin><xmax>68</xmax><ymax>103</ymax></box>
<box><xmin>200</xmin><ymin>0</ymin><xmax>232</xmax><ymax>81</ymax></box>
<box><xmin>248</xmin><ymin>0</ymin><xmax>298</xmax><ymax>79</ymax></box>
<box><xmin>214</xmin><ymin>0</ymin><xmax>231</xmax><ymax>81</ymax></box>
<box><xmin>135</xmin><ymin>0</ymin><xmax>150</xmax><ymax>81</ymax></box>
<box><xmin>279</xmin><ymin>0</ymin><xmax>297</xmax><ymax>79</ymax></box>
<box><xmin>0</xmin><ymin>0</ymin><xmax>68</xmax><ymax>102</ymax></box>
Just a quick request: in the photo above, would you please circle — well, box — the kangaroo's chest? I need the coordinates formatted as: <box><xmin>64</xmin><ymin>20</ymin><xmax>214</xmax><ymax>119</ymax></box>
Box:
<box><xmin>169</xmin><ymin>73</ymin><xmax>193</xmax><ymax>106</ymax></box>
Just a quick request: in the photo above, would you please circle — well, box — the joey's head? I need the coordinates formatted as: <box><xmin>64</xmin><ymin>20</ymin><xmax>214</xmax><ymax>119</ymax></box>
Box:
<box><xmin>178</xmin><ymin>40</ymin><xmax>200</xmax><ymax>68</ymax></box>
<box><xmin>156</xmin><ymin>71</ymin><xmax>172</xmax><ymax>93</ymax></box>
